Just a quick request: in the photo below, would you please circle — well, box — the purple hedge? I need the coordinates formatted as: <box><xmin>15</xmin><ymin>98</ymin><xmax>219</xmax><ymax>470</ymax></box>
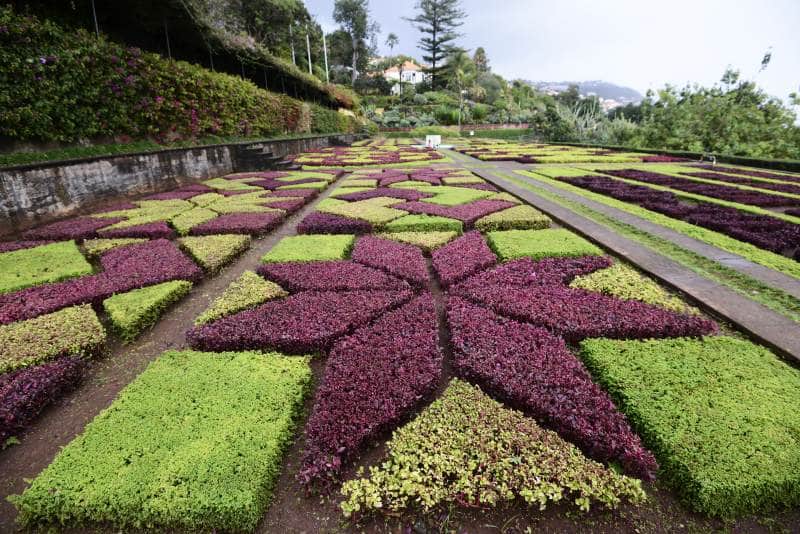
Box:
<box><xmin>261</xmin><ymin>198</ymin><xmax>307</xmax><ymax>213</ymax></box>
<box><xmin>189</xmin><ymin>212</ymin><xmax>284</xmax><ymax>235</ymax></box>
<box><xmin>454</xmin><ymin>283</ymin><xmax>718</xmax><ymax>342</ymax></box>
<box><xmin>298</xmin><ymin>294</ymin><xmax>442</xmax><ymax>487</ymax></box>
<box><xmin>258</xmin><ymin>261</ymin><xmax>410</xmax><ymax>292</ymax></box>
<box><xmin>99</xmin><ymin>221</ymin><xmax>176</xmax><ymax>239</ymax></box>
<box><xmin>296</xmin><ymin>213</ymin><xmax>373</xmax><ymax>235</ymax></box>
<box><xmin>186</xmin><ymin>289</ymin><xmax>413</xmax><ymax>354</ymax></box>
<box><xmin>0</xmin><ymin>355</ymin><xmax>85</xmax><ymax>444</ymax></box>
<box><xmin>174</xmin><ymin>183</ymin><xmax>214</xmax><ymax>193</ymax></box>
<box><xmin>693</xmin><ymin>164</ymin><xmax>800</xmax><ymax>183</ymax></box>
<box><xmin>93</xmin><ymin>202</ymin><xmax>138</xmax><ymax>213</ymax></box>
<box><xmin>21</xmin><ymin>217</ymin><xmax>123</xmax><ymax>241</ymax></box>
<box><xmin>351</xmin><ymin>236</ymin><xmax>429</xmax><ymax>287</ymax></box>
<box><xmin>447</xmin><ymin>296</ymin><xmax>657</xmax><ymax>480</ymax></box>
<box><xmin>397</xmin><ymin>199</ymin><xmax>515</xmax><ymax>226</ymax></box>
<box><xmin>560</xmin><ymin>175</ymin><xmax>800</xmax><ymax>254</ymax></box>
<box><xmin>0</xmin><ymin>241</ymin><xmax>55</xmax><ymax>253</ymax></box>
<box><xmin>602</xmin><ymin>169</ymin><xmax>799</xmax><ymax>208</ymax></box>
<box><xmin>0</xmin><ymin>239</ymin><xmax>202</xmax><ymax>324</ymax></box>
<box><xmin>683</xmin><ymin>172</ymin><xmax>800</xmax><ymax>196</ymax></box>
<box><xmin>141</xmin><ymin>191</ymin><xmax>200</xmax><ymax>201</ymax></box>
<box><xmin>454</xmin><ymin>255</ymin><xmax>613</xmax><ymax>291</ymax></box>
<box><xmin>334</xmin><ymin>188</ymin><xmax>432</xmax><ymax>202</ymax></box>
<box><xmin>269</xmin><ymin>188</ymin><xmax>319</xmax><ymax>199</ymax></box>
<box><xmin>432</xmin><ymin>231</ymin><xmax>496</xmax><ymax>286</ymax></box>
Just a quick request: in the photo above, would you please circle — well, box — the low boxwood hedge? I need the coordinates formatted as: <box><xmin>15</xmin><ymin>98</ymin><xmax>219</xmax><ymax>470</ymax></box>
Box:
<box><xmin>178</xmin><ymin>234</ymin><xmax>251</xmax><ymax>273</ymax></box>
<box><xmin>102</xmin><ymin>280</ymin><xmax>193</xmax><ymax>342</ymax></box>
<box><xmin>11</xmin><ymin>349</ymin><xmax>311</xmax><ymax>532</ymax></box>
<box><xmin>195</xmin><ymin>271</ymin><xmax>287</xmax><ymax>325</ymax></box>
<box><xmin>0</xmin><ymin>241</ymin><xmax>93</xmax><ymax>294</ymax></box>
<box><xmin>580</xmin><ymin>336</ymin><xmax>800</xmax><ymax>517</ymax></box>
<box><xmin>487</xmin><ymin>229</ymin><xmax>603</xmax><ymax>261</ymax></box>
<box><xmin>261</xmin><ymin>234</ymin><xmax>355</xmax><ymax>263</ymax></box>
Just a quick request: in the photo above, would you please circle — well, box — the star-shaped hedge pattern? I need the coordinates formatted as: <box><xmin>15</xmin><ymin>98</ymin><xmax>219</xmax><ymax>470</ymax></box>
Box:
<box><xmin>185</xmin><ymin>227</ymin><xmax>719</xmax><ymax>491</ymax></box>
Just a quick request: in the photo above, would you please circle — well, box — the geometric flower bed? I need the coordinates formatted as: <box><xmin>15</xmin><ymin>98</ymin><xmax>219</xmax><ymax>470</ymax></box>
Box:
<box><xmin>11</xmin><ymin>349</ymin><xmax>311</xmax><ymax>532</ymax></box>
<box><xmin>340</xmin><ymin>379</ymin><xmax>647</xmax><ymax>517</ymax></box>
<box><xmin>553</xmin><ymin>174</ymin><xmax>800</xmax><ymax>255</ymax></box>
<box><xmin>580</xmin><ymin>336</ymin><xmax>800</xmax><ymax>517</ymax></box>
<box><xmin>292</xmin><ymin>145</ymin><xmax>443</xmax><ymax>167</ymax></box>
<box><xmin>455</xmin><ymin>139</ymin><xmax>683</xmax><ymax>164</ymax></box>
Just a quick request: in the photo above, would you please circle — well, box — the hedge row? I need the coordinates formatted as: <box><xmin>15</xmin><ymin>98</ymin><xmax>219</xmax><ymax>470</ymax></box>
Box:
<box><xmin>0</xmin><ymin>6</ymin><xmax>362</xmax><ymax>143</ymax></box>
<box><xmin>580</xmin><ymin>336</ymin><xmax>800</xmax><ymax>517</ymax></box>
<box><xmin>11</xmin><ymin>350</ymin><xmax>311</xmax><ymax>532</ymax></box>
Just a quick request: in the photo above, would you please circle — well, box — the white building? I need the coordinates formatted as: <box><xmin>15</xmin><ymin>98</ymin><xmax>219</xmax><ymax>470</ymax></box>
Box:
<box><xmin>383</xmin><ymin>60</ymin><xmax>430</xmax><ymax>95</ymax></box>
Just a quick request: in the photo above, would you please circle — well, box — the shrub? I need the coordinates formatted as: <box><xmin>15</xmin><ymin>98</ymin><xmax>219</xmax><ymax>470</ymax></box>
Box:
<box><xmin>487</xmin><ymin>229</ymin><xmax>603</xmax><ymax>261</ymax></box>
<box><xmin>398</xmin><ymin>199</ymin><xmax>515</xmax><ymax>226</ymax></box>
<box><xmin>384</xmin><ymin>214</ymin><xmax>463</xmax><ymax>232</ymax></box>
<box><xmin>0</xmin><ymin>305</ymin><xmax>105</xmax><ymax>375</ymax></box>
<box><xmin>103</xmin><ymin>280</ymin><xmax>193</xmax><ymax>342</ymax></box>
<box><xmin>432</xmin><ymin>231</ymin><xmax>496</xmax><ymax>286</ymax></box>
<box><xmin>340</xmin><ymin>379</ymin><xmax>646</xmax><ymax>517</ymax></box>
<box><xmin>178</xmin><ymin>235</ymin><xmax>251</xmax><ymax>273</ymax></box>
<box><xmin>316</xmin><ymin>198</ymin><xmax>407</xmax><ymax>225</ymax></box>
<box><xmin>570</xmin><ymin>263</ymin><xmax>699</xmax><ymax>314</ymax></box>
<box><xmin>0</xmin><ymin>239</ymin><xmax>202</xmax><ymax>324</ymax></box>
<box><xmin>456</xmin><ymin>282</ymin><xmax>717</xmax><ymax>343</ymax></box>
<box><xmin>170</xmin><ymin>208</ymin><xmax>219</xmax><ymax>235</ymax></box>
<box><xmin>580</xmin><ymin>336</ymin><xmax>800</xmax><ymax>517</ymax></box>
<box><xmin>195</xmin><ymin>271</ymin><xmax>287</xmax><ymax>325</ymax></box>
<box><xmin>379</xmin><ymin>231</ymin><xmax>459</xmax><ymax>252</ymax></box>
<box><xmin>296</xmin><ymin>213</ymin><xmax>373</xmax><ymax>235</ymax></box>
<box><xmin>299</xmin><ymin>295</ymin><xmax>442</xmax><ymax>487</ymax></box>
<box><xmin>186</xmin><ymin>289</ymin><xmax>413</xmax><ymax>354</ymax></box>
<box><xmin>258</xmin><ymin>261</ymin><xmax>410</xmax><ymax>292</ymax></box>
<box><xmin>447</xmin><ymin>297</ymin><xmax>657</xmax><ymax>479</ymax></box>
<box><xmin>21</xmin><ymin>217</ymin><xmax>122</xmax><ymax>241</ymax></box>
<box><xmin>82</xmin><ymin>238</ymin><xmax>147</xmax><ymax>258</ymax></box>
<box><xmin>351</xmin><ymin>236</ymin><xmax>429</xmax><ymax>286</ymax></box>
<box><xmin>189</xmin><ymin>212</ymin><xmax>284</xmax><ymax>235</ymax></box>
<box><xmin>475</xmin><ymin>205</ymin><xmax>552</xmax><ymax>232</ymax></box>
<box><xmin>261</xmin><ymin>234</ymin><xmax>355</xmax><ymax>263</ymax></box>
<box><xmin>1</xmin><ymin>356</ymin><xmax>85</xmax><ymax>445</ymax></box>
<box><xmin>11</xmin><ymin>350</ymin><xmax>311</xmax><ymax>532</ymax></box>
<box><xmin>0</xmin><ymin>241</ymin><xmax>93</xmax><ymax>295</ymax></box>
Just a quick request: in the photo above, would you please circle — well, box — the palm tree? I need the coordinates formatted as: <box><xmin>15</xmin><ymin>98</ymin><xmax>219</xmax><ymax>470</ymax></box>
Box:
<box><xmin>385</xmin><ymin>33</ymin><xmax>399</xmax><ymax>54</ymax></box>
<box><xmin>445</xmin><ymin>51</ymin><xmax>476</xmax><ymax>128</ymax></box>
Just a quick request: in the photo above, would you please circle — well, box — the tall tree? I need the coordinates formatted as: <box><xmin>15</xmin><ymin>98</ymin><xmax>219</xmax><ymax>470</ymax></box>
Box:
<box><xmin>385</xmin><ymin>32</ymin><xmax>399</xmax><ymax>54</ymax></box>
<box><xmin>333</xmin><ymin>0</ymin><xmax>378</xmax><ymax>86</ymax></box>
<box><xmin>473</xmin><ymin>46</ymin><xmax>489</xmax><ymax>73</ymax></box>
<box><xmin>444</xmin><ymin>50</ymin><xmax>476</xmax><ymax>127</ymax></box>
<box><xmin>405</xmin><ymin>0</ymin><xmax>466</xmax><ymax>90</ymax></box>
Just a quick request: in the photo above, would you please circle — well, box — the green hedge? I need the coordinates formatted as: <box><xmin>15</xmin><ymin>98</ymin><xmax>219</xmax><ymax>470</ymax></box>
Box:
<box><xmin>261</xmin><ymin>234</ymin><xmax>355</xmax><ymax>263</ymax></box>
<box><xmin>102</xmin><ymin>280</ymin><xmax>192</xmax><ymax>342</ymax></box>
<box><xmin>580</xmin><ymin>336</ymin><xmax>800</xmax><ymax>517</ymax></box>
<box><xmin>195</xmin><ymin>271</ymin><xmax>287</xmax><ymax>325</ymax></box>
<box><xmin>178</xmin><ymin>234</ymin><xmax>251</xmax><ymax>274</ymax></box>
<box><xmin>0</xmin><ymin>7</ymin><xmax>361</xmax><ymax>143</ymax></box>
<box><xmin>11</xmin><ymin>349</ymin><xmax>312</xmax><ymax>532</ymax></box>
<box><xmin>487</xmin><ymin>229</ymin><xmax>603</xmax><ymax>261</ymax></box>
<box><xmin>0</xmin><ymin>241</ymin><xmax>93</xmax><ymax>294</ymax></box>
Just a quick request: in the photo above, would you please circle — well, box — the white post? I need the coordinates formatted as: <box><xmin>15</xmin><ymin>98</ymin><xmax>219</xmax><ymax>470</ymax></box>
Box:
<box><xmin>306</xmin><ymin>33</ymin><xmax>312</xmax><ymax>75</ymax></box>
<box><xmin>322</xmin><ymin>32</ymin><xmax>330</xmax><ymax>83</ymax></box>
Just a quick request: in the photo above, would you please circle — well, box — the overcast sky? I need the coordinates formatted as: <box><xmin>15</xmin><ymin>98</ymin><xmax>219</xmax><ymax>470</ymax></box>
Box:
<box><xmin>304</xmin><ymin>0</ymin><xmax>800</xmax><ymax>101</ymax></box>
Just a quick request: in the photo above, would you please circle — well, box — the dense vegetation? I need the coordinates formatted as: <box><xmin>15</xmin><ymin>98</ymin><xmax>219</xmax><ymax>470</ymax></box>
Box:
<box><xmin>0</xmin><ymin>6</ymin><xmax>363</xmax><ymax>143</ymax></box>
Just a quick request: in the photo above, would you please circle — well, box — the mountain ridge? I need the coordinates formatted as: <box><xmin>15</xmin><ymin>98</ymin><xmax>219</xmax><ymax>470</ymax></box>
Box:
<box><xmin>525</xmin><ymin>80</ymin><xmax>643</xmax><ymax>103</ymax></box>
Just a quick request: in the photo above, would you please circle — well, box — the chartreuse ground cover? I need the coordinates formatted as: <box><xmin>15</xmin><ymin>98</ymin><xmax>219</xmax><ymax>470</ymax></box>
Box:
<box><xmin>379</xmin><ymin>231</ymin><xmax>460</xmax><ymax>252</ymax></box>
<box><xmin>580</xmin><ymin>336</ymin><xmax>800</xmax><ymax>517</ymax></box>
<box><xmin>102</xmin><ymin>280</ymin><xmax>193</xmax><ymax>342</ymax></box>
<box><xmin>261</xmin><ymin>234</ymin><xmax>355</xmax><ymax>263</ymax></box>
<box><xmin>195</xmin><ymin>271</ymin><xmax>287</xmax><ymax>325</ymax></box>
<box><xmin>0</xmin><ymin>241</ymin><xmax>93</xmax><ymax>294</ymax></box>
<box><xmin>487</xmin><ymin>228</ymin><xmax>603</xmax><ymax>261</ymax></box>
<box><xmin>0</xmin><ymin>305</ymin><xmax>105</xmax><ymax>375</ymax></box>
<box><xmin>178</xmin><ymin>234</ymin><xmax>251</xmax><ymax>273</ymax></box>
<box><xmin>475</xmin><ymin>204</ymin><xmax>552</xmax><ymax>231</ymax></box>
<box><xmin>384</xmin><ymin>214</ymin><xmax>463</xmax><ymax>232</ymax></box>
<box><xmin>11</xmin><ymin>349</ymin><xmax>312</xmax><ymax>532</ymax></box>
<box><xmin>341</xmin><ymin>379</ymin><xmax>645</xmax><ymax>517</ymax></box>
<box><xmin>81</xmin><ymin>238</ymin><xmax>148</xmax><ymax>258</ymax></box>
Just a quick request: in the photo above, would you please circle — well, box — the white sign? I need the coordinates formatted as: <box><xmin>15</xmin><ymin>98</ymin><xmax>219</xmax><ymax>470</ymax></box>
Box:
<box><xmin>425</xmin><ymin>135</ymin><xmax>442</xmax><ymax>149</ymax></box>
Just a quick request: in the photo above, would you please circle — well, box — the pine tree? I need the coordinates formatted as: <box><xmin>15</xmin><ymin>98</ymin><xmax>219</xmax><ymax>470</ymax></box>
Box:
<box><xmin>405</xmin><ymin>0</ymin><xmax>466</xmax><ymax>90</ymax></box>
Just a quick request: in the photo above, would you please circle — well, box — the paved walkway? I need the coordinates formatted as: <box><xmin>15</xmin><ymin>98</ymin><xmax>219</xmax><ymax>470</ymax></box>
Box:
<box><xmin>446</xmin><ymin>150</ymin><xmax>800</xmax><ymax>362</ymax></box>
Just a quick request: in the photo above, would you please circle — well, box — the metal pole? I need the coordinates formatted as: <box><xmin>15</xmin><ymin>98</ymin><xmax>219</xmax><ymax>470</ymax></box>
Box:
<box><xmin>263</xmin><ymin>69</ymin><xmax>268</xmax><ymax>89</ymax></box>
<box><xmin>164</xmin><ymin>19</ymin><xmax>171</xmax><ymax>59</ymax></box>
<box><xmin>208</xmin><ymin>47</ymin><xmax>214</xmax><ymax>71</ymax></box>
<box><xmin>305</xmin><ymin>32</ymin><xmax>312</xmax><ymax>75</ymax></box>
<box><xmin>322</xmin><ymin>32</ymin><xmax>330</xmax><ymax>83</ymax></box>
<box><xmin>240</xmin><ymin>59</ymin><xmax>245</xmax><ymax>79</ymax></box>
<box><xmin>90</xmin><ymin>0</ymin><xmax>100</xmax><ymax>37</ymax></box>
<box><xmin>289</xmin><ymin>25</ymin><xmax>296</xmax><ymax>65</ymax></box>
